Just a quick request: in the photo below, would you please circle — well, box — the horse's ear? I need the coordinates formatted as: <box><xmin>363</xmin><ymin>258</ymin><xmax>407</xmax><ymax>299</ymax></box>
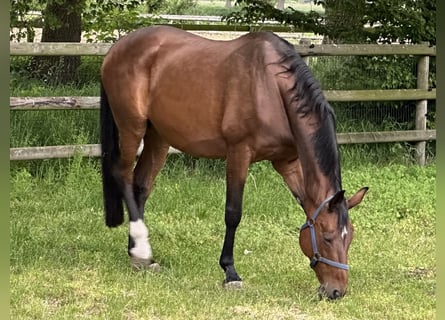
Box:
<box><xmin>328</xmin><ymin>190</ymin><xmax>346</xmax><ymax>211</ymax></box>
<box><xmin>347</xmin><ymin>187</ymin><xmax>369</xmax><ymax>209</ymax></box>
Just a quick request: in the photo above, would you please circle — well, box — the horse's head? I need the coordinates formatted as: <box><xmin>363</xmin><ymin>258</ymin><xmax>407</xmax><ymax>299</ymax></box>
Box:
<box><xmin>298</xmin><ymin>187</ymin><xmax>368</xmax><ymax>300</ymax></box>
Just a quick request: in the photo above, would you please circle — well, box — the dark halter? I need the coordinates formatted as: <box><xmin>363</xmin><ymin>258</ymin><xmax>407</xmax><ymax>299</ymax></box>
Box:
<box><xmin>300</xmin><ymin>195</ymin><xmax>349</xmax><ymax>271</ymax></box>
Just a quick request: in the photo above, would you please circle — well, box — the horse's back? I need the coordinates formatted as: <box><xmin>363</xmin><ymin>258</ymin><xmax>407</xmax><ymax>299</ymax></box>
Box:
<box><xmin>101</xmin><ymin>26</ymin><xmax>295</xmax><ymax>160</ymax></box>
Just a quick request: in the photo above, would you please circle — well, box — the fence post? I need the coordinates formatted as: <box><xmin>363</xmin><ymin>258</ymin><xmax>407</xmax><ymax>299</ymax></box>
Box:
<box><xmin>415</xmin><ymin>44</ymin><xmax>430</xmax><ymax>165</ymax></box>
<box><xmin>299</xmin><ymin>38</ymin><xmax>311</xmax><ymax>66</ymax></box>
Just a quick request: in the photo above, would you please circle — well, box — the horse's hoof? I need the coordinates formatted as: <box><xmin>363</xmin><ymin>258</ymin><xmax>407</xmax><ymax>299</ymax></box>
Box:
<box><xmin>131</xmin><ymin>257</ymin><xmax>161</xmax><ymax>272</ymax></box>
<box><xmin>147</xmin><ymin>262</ymin><xmax>161</xmax><ymax>272</ymax></box>
<box><xmin>223</xmin><ymin>280</ymin><xmax>243</xmax><ymax>290</ymax></box>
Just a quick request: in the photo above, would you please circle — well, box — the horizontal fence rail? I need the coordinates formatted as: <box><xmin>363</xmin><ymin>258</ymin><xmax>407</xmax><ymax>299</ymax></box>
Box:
<box><xmin>10</xmin><ymin>144</ymin><xmax>182</xmax><ymax>161</ymax></box>
<box><xmin>10</xmin><ymin>42</ymin><xmax>437</xmax><ymax>57</ymax></box>
<box><xmin>9</xmin><ymin>90</ymin><xmax>436</xmax><ymax>110</ymax></box>
<box><xmin>10</xmin><ymin>129</ymin><xmax>436</xmax><ymax>161</ymax></box>
<box><xmin>10</xmin><ymin>41</ymin><xmax>436</xmax><ymax>163</ymax></box>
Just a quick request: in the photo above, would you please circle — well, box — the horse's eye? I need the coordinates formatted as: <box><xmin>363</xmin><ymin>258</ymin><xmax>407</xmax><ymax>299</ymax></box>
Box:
<box><xmin>323</xmin><ymin>233</ymin><xmax>335</xmax><ymax>243</ymax></box>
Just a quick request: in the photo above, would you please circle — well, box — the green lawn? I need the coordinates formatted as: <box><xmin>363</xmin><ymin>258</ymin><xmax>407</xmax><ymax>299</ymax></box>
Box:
<box><xmin>10</xmin><ymin>157</ymin><xmax>436</xmax><ymax>319</ymax></box>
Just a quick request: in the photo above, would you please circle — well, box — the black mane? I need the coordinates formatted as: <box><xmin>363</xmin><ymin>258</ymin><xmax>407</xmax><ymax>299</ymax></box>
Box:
<box><xmin>271</xmin><ymin>36</ymin><xmax>347</xmax><ymax>226</ymax></box>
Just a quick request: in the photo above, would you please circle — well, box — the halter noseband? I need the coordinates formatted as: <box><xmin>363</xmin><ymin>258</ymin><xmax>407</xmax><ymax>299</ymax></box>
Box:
<box><xmin>300</xmin><ymin>195</ymin><xmax>349</xmax><ymax>271</ymax></box>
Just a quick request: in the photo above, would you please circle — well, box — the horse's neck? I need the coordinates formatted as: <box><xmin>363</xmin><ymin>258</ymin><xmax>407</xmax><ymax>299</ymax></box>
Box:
<box><xmin>274</xmin><ymin>57</ymin><xmax>341</xmax><ymax>208</ymax></box>
<box><xmin>291</xmin><ymin>114</ymin><xmax>340</xmax><ymax>208</ymax></box>
<box><xmin>299</xmin><ymin>149</ymin><xmax>333</xmax><ymax>206</ymax></box>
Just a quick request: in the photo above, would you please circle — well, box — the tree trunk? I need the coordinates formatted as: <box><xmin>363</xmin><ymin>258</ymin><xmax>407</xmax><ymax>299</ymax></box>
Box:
<box><xmin>225</xmin><ymin>0</ymin><xmax>231</xmax><ymax>8</ymax></box>
<box><xmin>30</xmin><ymin>0</ymin><xmax>84</xmax><ymax>84</ymax></box>
<box><xmin>323</xmin><ymin>0</ymin><xmax>366</xmax><ymax>44</ymax></box>
<box><xmin>276</xmin><ymin>0</ymin><xmax>285</xmax><ymax>10</ymax></box>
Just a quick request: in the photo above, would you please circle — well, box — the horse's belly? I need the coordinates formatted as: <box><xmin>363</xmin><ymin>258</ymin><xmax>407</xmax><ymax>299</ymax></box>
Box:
<box><xmin>177</xmin><ymin>138</ymin><xmax>227</xmax><ymax>159</ymax></box>
<box><xmin>151</xmin><ymin>117</ymin><xmax>227</xmax><ymax>159</ymax></box>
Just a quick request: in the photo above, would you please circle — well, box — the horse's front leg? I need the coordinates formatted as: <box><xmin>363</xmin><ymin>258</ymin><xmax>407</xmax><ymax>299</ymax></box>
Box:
<box><xmin>219</xmin><ymin>147</ymin><xmax>251</xmax><ymax>288</ymax></box>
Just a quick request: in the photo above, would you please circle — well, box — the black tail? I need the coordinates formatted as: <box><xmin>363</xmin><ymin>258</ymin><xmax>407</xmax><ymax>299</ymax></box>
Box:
<box><xmin>100</xmin><ymin>83</ymin><xmax>124</xmax><ymax>227</ymax></box>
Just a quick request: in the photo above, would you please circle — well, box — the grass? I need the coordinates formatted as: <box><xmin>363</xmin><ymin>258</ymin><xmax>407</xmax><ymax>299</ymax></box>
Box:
<box><xmin>10</xmin><ymin>156</ymin><xmax>436</xmax><ymax>319</ymax></box>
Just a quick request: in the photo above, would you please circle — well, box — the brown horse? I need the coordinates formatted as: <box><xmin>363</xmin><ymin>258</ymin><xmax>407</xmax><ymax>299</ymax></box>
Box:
<box><xmin>100</xmin><ymin>25</ymin><xmax>368</xmax><ymax>300</ymax></box>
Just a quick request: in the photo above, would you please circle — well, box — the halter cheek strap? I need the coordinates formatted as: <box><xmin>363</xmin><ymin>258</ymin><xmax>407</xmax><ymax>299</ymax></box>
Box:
<box><xmin>300</xmin><ymin>195</ymin><xmax>349</xmax><ymax>271</ymax></box>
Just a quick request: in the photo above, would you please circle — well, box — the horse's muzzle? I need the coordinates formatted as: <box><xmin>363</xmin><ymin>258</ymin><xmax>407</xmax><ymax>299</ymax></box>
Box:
<box><xmin>318</xmin><ymin>285</ymin><xmax>346</xmax><ymax>300</ymax></box>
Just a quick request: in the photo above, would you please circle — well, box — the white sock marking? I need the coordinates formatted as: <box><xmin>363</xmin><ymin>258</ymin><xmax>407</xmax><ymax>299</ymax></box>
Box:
<box><xmin>129</xmin><ymin>219</ymin><xmax>152</xmax><ymax>260</ymax></box>
<box><xmin>341</xmin><ymin>226</ymin><xmax>348</xmax><ymax>239</ymax></box>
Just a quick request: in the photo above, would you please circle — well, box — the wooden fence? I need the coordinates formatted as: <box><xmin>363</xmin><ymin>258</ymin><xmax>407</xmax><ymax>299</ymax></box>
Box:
<box><xmin>10</xmin><ymin>41</ymin><xmax>436</xmax><ymax>164</ymax></box>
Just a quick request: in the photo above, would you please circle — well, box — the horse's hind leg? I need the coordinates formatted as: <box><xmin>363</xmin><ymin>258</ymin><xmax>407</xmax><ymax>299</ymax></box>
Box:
<box><xmin>133</xmin><ymin>125</ymin><xmax>169</xmax><ymax>215</ymax></box>
<box><xmin>129</xmin><ymin>125</ymin><xmax>169</xmax><ymax>270</ymax></box>
<box><xmin>111</xmin><ymin>118</ymin><xmax>154</xmax><ymax>266</ymax></box>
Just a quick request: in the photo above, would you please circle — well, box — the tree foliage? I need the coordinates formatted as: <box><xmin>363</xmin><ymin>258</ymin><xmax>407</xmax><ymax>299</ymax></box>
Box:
<box><xmin>364</xmin><ymin>0</ymin><xmax>436</xmax><ymax>45</ymax></box>
<box><xmin>10</xmin><ymin>0</ymin><xmax>41</xmax><ymax>42</ymax></box>
<box><xmin>82</xmin><ymin>0</ymin><xmax>197</xmax><ymax>42</ymax></box>
<box><xmin>224</xmin><ymin>0</ymin><xmax>436</xmax><ymax>44</ymax></box>
<box><xmin>10</xmin><ymin>0</ymin><xmax>198</xmax><ymax>43</ymax></box>
<box><xmin>82</xmin><ymin>0</ymin><xmax>148</xmax><ymax>42</ymax></box>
